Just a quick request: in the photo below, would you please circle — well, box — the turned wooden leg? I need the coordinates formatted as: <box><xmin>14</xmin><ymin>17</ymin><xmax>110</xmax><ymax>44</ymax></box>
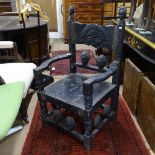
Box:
<box><xmin>39</xmin><ymin>101</ymin><xmax>48</xmax><ymax>116</ymax></box>
<box><xmin>111</xmin><ymin>87</ymin><xmax>119</xmax><ymax>120</ymax></box>
<box><xmin>83</xmin><ymin>112</ymin><xmax>93</xmax><ymax>150</ymax></box>
<box><xmin>38</xmin><ymin>93</ymin><xmax>48</xmax><ymax>124</ymax></box>
<box><xmin>20</xmin><ymin>99</ymin><xmax>29</xmax><ymax>123</ymax></box>
<box><xmin>128</xmin><ymin>0</ymin><xmax>137</xmax><ymax>23</ymax></box>
<box><xmin>111</xmin><ymin>71</ymin><xmax>120</xmax><ymax>113</ymax></box>
<box><xmin>144</xmin><ymin>0</ymin><xmax>152</xmax><ymax>31</ymax></box>
<box><xmin>138</xmin><ymin>0</ymin><xmax>149</xmax><ymax>29</ymax></box>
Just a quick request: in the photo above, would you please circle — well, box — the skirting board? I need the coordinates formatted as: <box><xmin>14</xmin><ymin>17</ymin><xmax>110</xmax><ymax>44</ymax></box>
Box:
<box><xmin>49</xmin><ymin>32</ymin><xmax>64</xmax><ymax>39</ymax></box>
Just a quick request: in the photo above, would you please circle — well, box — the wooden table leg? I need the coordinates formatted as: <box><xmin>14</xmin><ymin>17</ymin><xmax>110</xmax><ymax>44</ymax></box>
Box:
<box><xmin>144</xmin><ymin>0</ymin><xmax>153</xmax><ymax>31</ymax></box>
<box><xmin>128</xmin><ymin>0</ymin><xmax>137</xmax><ymax>23</ymax></box>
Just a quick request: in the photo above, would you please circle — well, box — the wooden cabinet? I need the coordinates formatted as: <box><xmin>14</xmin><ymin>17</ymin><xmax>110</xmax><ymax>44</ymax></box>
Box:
<box><xmin>123</xmin><ymin>59</ymin><xmax>155</xmax><ymax>152</ymax></box>
<box><xmin>0</xmin><ymin>15</ymin><xmax>49</xmax><ymax>65</ymax></box>
<box><xmin>62</xmin><ymin>0</ymin><xmax>131</xmax><ymax>41</ymax></box>
<box><xmin>137</xmin><ymin>74</ymin><xmax>155</xmax><ymax>153</ymax></box>
<box><xmin>0</xmin><ymin>0</ymin><xmax>12</xmax><ymax>13</ymax></box>
<box><xmin>123</xmin><ymin>59</ymin><xmax>144</xmax><ymax>115</ymax></box>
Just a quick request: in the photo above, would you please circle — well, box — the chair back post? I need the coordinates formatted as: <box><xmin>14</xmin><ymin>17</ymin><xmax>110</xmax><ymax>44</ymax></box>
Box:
<box><xmin>68</xmin><ymin>6</ymin><xmax>77</xmax><ymax>73</ymax></box>
<box><xmin>112</xmin><ymin>6</ymin><xmax>126</xmax><ymax>111</ymax></box>
<box><xmin>113</xmin><ymin>6</ymin><xmax>126</xmax><ymax>65</ymax></box>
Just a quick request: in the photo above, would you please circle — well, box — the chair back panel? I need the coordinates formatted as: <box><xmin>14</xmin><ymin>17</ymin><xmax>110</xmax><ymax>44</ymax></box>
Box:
<box><xmin>71</xmin><ymin>22</ymin><xmax>115</xmax><ymax>50</ymax></box>
<box><xmin>68</xmin><ymin>5</ymin><xmax>126</xmax><ymax>73</ymax></box>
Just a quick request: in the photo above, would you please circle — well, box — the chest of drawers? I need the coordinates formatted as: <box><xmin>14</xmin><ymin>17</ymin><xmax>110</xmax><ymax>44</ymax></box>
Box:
<box><xmin>0</xmin><ymin>0</ymin><xmax>12</xmax><ymax>13</ymax></box>
<box><xmin>62</xmin><ymin>0</ymin><xmax>131</xmax><ymax>42</ymax></box>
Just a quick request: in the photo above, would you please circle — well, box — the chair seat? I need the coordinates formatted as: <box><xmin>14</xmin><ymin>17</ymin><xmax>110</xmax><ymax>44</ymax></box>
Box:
<box><xmin>42</xmin><ymin>74</ymin><xmax>116</xmax><ymax>111</ymax></box>
<box><xmin>0</xmin><ymin>81</ymin><xmax>24</xmax><ymax>140</ymax></box>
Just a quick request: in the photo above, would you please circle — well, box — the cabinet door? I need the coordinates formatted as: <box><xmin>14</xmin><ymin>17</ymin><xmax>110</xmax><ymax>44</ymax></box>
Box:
<box><xmin>0</xmin><ymin>2</ymin><xmax>12</xmax><ymax>13</ymax></box>
<box><xmin>122</xmin><ymin>59</ymin><xmax>144</xmax><ymax>115</ymax></box>
<box><xmin>66</xmin><ymin>2</ymin><xmax>101</xmax><ymax>12</ymax></box>
<box><xmin>137</xmin><ymin>75</ymin><xmax>155</xmax><ymax>152</ymax></box>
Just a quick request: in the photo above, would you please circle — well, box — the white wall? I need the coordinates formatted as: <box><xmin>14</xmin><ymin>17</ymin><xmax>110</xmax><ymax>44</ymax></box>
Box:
<box><xmin>49</xmin><ymin>0</ymin><xmax>64</xmax><ymax>38</ymax></box>
<box><xmin>14</xmin><ymin>0</ymin><xmax>25</xmax><ymax>12</ymax></box>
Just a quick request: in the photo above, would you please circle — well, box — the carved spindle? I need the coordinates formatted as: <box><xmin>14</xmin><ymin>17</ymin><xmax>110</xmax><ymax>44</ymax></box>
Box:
<box><xmin>96</xmin><ymin>55</ymin><xmax>107</xmax><ymax>69</ymax></box>
<box><xmin>94</xmin><ymin>114</ymin><xmax>101</xmax><ymax>129</ymax></box>
<box><xmin>52</xmin><ymin>110</ymin><xmax>62</xmax><ymax>124</ymax></box>
<box><xmin>81</xmin><ymin>51</ymin><xmax>90</xmax><ymax>65</ymax></box>
<box><xmin>38</xmin><ymin>94</ymin><xmax>48</xmax><ymax>118</ymax></box>
<box><xmin>65</xmin><ymin>116</ymin><xmax>76</xmax><ymax>130</ymax></box>
<box><xmin>119</xmin><ymin>6</ymin><xmax>127</xmax><ymax>20</ymax></box>
<box><xmin>83</xmin><ymin>113</ymin><xmax>93</xmax><ymax>150</ymax></box>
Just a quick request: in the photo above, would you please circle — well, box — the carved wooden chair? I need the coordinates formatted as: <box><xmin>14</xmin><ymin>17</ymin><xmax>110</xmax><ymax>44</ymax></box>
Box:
<box><xmin>34</xmin><ymin>6</ymin><xmax>126</xmax><ymax>150</ymax></box>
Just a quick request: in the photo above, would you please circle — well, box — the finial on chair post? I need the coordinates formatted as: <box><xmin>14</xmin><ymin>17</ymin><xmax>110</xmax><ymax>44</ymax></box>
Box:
<box><xmin>69</xmin><ymin>5</ymin><xmax>74</xmax><ymax>16</ymax></box>
<box><xmin>119</xmin><ymin>6</ymin><xmax>127</xmax><ymax>20</ymax></box>
<box><xmin>68</xmin><ymin>5</ymin><xmax>75</xmax><ymax>30</ymax></box>
<box><xmin>114</xmin><ymin>6</ymin><xmax>126</xmax><ymax>62</ymax></box>
<box><xmin>68</xmin><ymin>5</ymin><xmax>75</xmax><ymax>43</ymax></box>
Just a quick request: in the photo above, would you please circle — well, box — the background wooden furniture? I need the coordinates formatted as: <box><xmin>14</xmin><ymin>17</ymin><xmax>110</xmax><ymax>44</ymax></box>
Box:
<box><xmin>0</xmin><ymin>14</ymin><xmax>49</xmax><ymax>65</ymax></box>
<box><xmin>0</xmin><ymin>0</ymin><xmax>12</xmax><ymax>13</ymax></box>
<box><xmin>32</xmin><ymin>0</ymin><xmax>57</xmax><ymax>32</ymax></box>
<box><xmin>137</xmin><ymin>74</ymin><xmax>155</xmax><ymax>153</ymax></box>
<box><xmin>62</xmin><ymin>0</ymin><xmax>131</xmax><ymax>42</ymax></box>
<box><xmin>122</xmin><ymin>21</ymin><xmax>155</xmax><ymax>152</ymax></box>
<box><xmin>123</xmin><ymin>59</ymin><xmax>155</xmax><ymax>152</ymax></box>
<box><xmin>123</xmin><ymin>59</ymin><xmax>144</xmax><ymax>115</ymax></box>
<box><xmin>0</xmin><ymin>41</ymin><xmax>19</xmax><ymax>63</ymax></box>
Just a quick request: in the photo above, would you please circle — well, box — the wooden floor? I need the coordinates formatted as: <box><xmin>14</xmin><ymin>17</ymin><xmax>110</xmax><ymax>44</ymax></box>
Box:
<box><xmin>0</xmin><ymin>39</ymin><xmax>153</xmax><ymax>155</ymax></box>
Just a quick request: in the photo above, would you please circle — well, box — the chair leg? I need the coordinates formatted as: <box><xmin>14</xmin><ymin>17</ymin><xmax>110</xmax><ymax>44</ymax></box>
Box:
<box><xmin>19</xmin><ymin>92</ymin><xmax>34</xmax><ymax>123</ymax></box>
<box><xmin>39</xmin><ymin>99</ymin><xmax>49</xmax><ymax>126</ymax></box>
<box><xmin>111</xmin><ymin>88</ymin><xmax>119</xmax><ymax>111</ymax></box>
<box><xmin>111</xmin><ymin>71</ymin><xmax>120</xmax><ymax>113</ymax></box>
<box><xmin>20</xmin><ymin>100</ymin><xmax>29</xmax><ymax>123</ymax></box>
<box><xmin>83</xmin><ymin>112</ymin><xmax>93</xmax><ymax>150</ymax></box>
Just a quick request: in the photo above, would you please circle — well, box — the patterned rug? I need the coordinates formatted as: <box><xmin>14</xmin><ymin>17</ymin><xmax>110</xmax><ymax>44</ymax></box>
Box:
<box><xmin>50</xmin><ymin>50</ymin><xmax>97</xmax><ymax>75</ymax></box>
<box><xmin>22</xmin><ymin>96</ymin><xmax>150</xmax><ymax>155</ymax></box>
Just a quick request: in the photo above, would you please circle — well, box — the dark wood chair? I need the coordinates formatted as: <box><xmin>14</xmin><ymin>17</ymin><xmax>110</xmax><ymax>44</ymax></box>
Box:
<box><xmin>34</xmin><ymin>6</ymin><xmax>126</xmax><ymax>150</ymax></box>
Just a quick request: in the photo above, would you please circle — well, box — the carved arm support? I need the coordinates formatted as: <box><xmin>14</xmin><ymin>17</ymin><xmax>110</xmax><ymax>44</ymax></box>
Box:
<box><xmin>82</xmin><ymin>61</ymin><xmax>118</xmax><ymax>111</ymax></box>
<box><xmin>34</xmin><ymin>53</ymin><xmax>71</xmax><ymax>77</ymax></box>
<box><xmin>83</xmin><ymin>61</ymin><xmax>118</xmax><ymax>96</ymax></box>
<box><xmin>33</xmin><ymin>53</ymin><xmax>71</xmax><ymax>90</ymax></box>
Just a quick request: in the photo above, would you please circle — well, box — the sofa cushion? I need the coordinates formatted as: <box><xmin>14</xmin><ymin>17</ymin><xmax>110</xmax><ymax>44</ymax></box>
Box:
<box><xmin>0</xmin><ymin>63</ymin><xmax>36</xmax><ymax>98</ymax></box>
<box><xmin>0</xmin><ymin>81</ymin><xmax>24</xmax><ymax>140</ymax></box>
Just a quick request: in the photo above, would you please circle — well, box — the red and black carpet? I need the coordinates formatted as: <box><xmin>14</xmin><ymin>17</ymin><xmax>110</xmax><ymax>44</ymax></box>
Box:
<box><xmin>22</xmin><ymin>96</ymin><xmax>150</xmax><ymax>155</ymax></box>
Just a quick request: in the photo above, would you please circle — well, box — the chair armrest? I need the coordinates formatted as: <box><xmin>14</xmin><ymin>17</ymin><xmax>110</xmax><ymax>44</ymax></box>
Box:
<box><xmin>83</xmin><ymin>61</ymin><xmax>119</xmax><ymax>96</ymax></box>
<box><xmin>33</xmin><ymin>53</ymin><xmax>71</xmax><ymax>77</ymax></box>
